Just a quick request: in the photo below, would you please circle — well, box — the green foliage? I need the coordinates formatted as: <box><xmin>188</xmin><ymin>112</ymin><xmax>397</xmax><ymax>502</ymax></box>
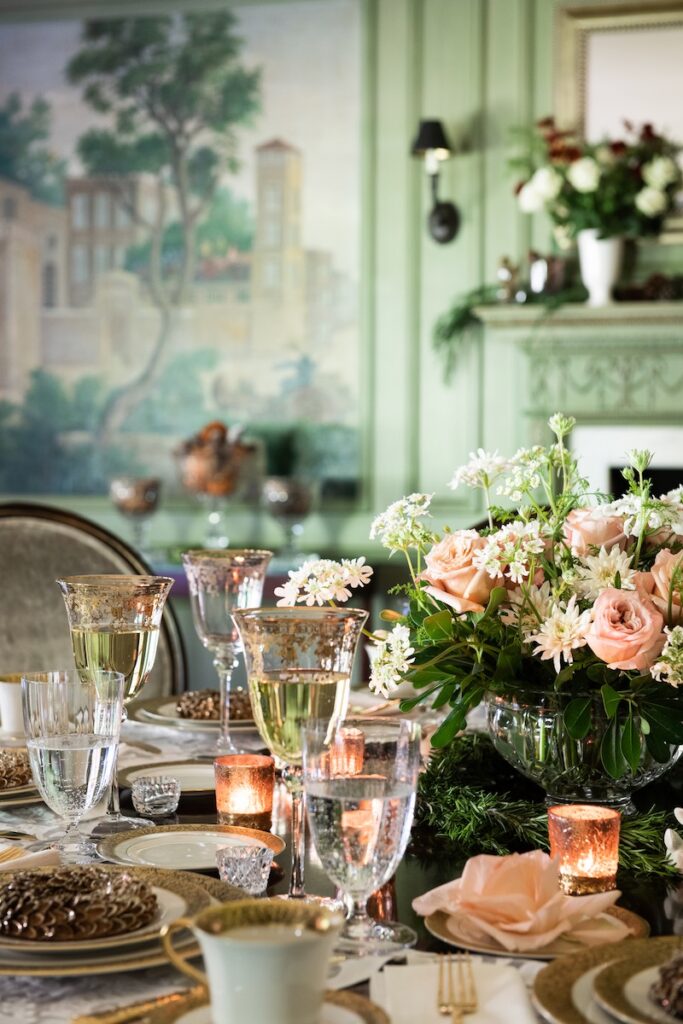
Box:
<box><xmin>416</xmin><ymin>733</ymin><xmax>678</xmax><ymax>877</ymax></box>
<box><xmin>0</xmin><ymin>93</ymin><xmax>65</xmax><ymax>205</ymax></box>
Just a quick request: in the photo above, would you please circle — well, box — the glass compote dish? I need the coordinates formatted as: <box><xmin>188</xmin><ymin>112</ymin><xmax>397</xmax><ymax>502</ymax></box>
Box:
<box><xmin>56</xmin><ymin>574</ymin><xmax>174</xmax><ymax>834</ymax></box>
<box><xmin>303</xmin><ymin>717</ymin><xmax>421</xmax><ymax>955</ymax></box>
<box><xmin>233</xmin><ymin>607</ymin><xmax>367</xmax><ymax>899</ymax></box>
<box><xmin>22</xmin><ymin>670</ymin><xmax>125</xmax><ymax>862</ymax></box>
<box><xmin>181</xmin><ymin>550</ymin><xmax>273</xmax><ymax>754</ymax></box>
<box><xmin>109</xmin><ymin>476</ymin><xmax>161</xmax><ymax>556</ymax></box>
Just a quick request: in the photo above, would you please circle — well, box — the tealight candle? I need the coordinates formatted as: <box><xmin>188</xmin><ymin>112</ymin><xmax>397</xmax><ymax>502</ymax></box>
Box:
<box><xmin>547</xmin><ymin>804</ymin><xmax>621</xmax><ymax>895</ymax></box>
<box><xmin>328</xmin><ymin>727</ymin><xmax>365</xmax><ymax>776</ymax></box>
<box><xmin>215</xmin><ymin>754</ymin><xmax>275</xmax><ymax>829</ymax></box>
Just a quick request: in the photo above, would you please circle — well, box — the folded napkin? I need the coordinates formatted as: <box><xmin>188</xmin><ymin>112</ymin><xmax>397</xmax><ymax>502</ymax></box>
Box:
<box><xmin>0</xmin><ymin>841</ymin><xmax>60</xmax><ymax>871</ymax></box>
<box><xmin>370</xmin><ymin>959</ymin><xmax>537</xmax><ymax>1024</ymax></box>
<box><xmin>412</xmin><ymin>850</ymin><xmax>630</xmax><ymax>952</ymax></box>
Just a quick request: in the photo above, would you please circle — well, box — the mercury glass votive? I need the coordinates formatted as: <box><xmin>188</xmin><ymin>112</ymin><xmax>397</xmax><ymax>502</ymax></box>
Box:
<box><xmin>328</xmin><ymin>726</ymin><xmax>365</xmax><ymax>775</ymax></box>
<box><xmin>214</xmin><ymin>754</ymin><xmax>275</xmax><ymax>829</ymax></box>
<box><xmin>548</xmin><ymin>804</ymin><xmax>621</xmax><ymax>894</ymax></box>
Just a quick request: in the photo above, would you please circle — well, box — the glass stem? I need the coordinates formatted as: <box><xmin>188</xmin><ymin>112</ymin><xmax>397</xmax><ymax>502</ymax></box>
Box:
<box><xmin>215</xmin><ymin>650</ymin><xmax>239</xmax><ymax>751</ymax></box>
<box><xmin>344</xmin><ymin>895</ymin><xmax>373</xmax><ymax>940</ymax></box>
<box><xmin>108</xmin><ymin>711</ymin><xmax>127</xmax><ymax>819</ymax></box>
<box><xmin>284</xmin><ymin>766</ymin><xmax>306</xmax><ymax>898</ymax></box>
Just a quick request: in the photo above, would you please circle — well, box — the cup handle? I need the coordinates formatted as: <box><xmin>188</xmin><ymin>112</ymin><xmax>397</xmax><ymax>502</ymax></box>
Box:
<box><xmin>160</xmin><ymin>917</ymin><xmax>207</xmax><ymax>986</ymax></box>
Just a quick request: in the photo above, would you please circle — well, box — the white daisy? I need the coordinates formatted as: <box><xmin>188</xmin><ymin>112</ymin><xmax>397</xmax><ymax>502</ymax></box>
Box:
<box><xmin>501</xmin><ymin>581</ymin><xmax>553</xmax><ymax>636</ymax></box>
<box><xmin>573</xmin><ymin>546</ymin><xmax>636</xmax><ymax>602</ymax></box>
<box><xmin>528</xmin><ymin>596</ymin><xmax>592</xmax><ymax>673</ymax></box>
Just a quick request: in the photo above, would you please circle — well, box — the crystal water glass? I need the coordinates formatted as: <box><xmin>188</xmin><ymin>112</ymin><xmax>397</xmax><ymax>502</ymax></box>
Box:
<box><xmin>216</xmin><ymin>843</ymin><xmax>274</xmax><ymax>895</ymax></box>
<box><xmin>131</xmin><ymin>776</ymin><xmax>181</xmax><ymax>817</ymax></box>
<box><xmin>303</xmin><ymin>717</ymin><xmax>421</xmax><ymax>954</ymax></box>
<box><xmin>57</xmin><ymin>574</ymin><xmax>174</xmax><ymax>834</ymax></box>
<box><xmin>233</xmin><ymin>607</ymin><xmax>367</xmax><ymax>899</ymax></box>
<box><xmin>181</xmin><ymin>550</ymin><xmax>272</xmax><ymax>754</ymax></box>
<box><xmin>22</xmin><ymin>670</ymin><xmax>124</xmax><ymax>862</ymax></box>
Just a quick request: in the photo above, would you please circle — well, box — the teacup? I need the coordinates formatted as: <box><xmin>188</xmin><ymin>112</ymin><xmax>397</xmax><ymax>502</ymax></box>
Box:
<box><xmin>161</xmin><ymin>898</ymin><xmax>343</xmax><ymax>1024</ymax></box>
<box><xmin>0</xmin><ymin>674</ymin><xmax>27</xmax><ymax>736</ymax></box>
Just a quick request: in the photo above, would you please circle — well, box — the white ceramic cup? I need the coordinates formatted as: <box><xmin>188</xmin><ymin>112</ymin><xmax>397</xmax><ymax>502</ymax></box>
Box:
<box><xmin>161</xmin><ymin>898</ymin><xmax>343</xmax><ymax>1024</ymax></box>
<box><xmin>0</xmin><ymin>674</ymin><xmax>26</xmax><ymax>736</ymax></box>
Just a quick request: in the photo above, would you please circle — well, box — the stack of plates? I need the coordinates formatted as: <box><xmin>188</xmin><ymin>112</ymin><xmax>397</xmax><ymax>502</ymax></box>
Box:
<box><xmin>128</xmin><ymin>696</ymin><xmax>256</xmax><ymax>733</ymax></box>
<box><xmin>533</xmin><ymin>934</ymin><xmax>683</xmax><ymax>1024</ymax></box>
<box><xmin>0</xmin><ymin>864</ymin><xmax>240</xmax><ymax>977</ymax></box>
<box><xmin>0</xmin><ymin>749</ymin><xmax>40</xmax><ymax>809</ymax></box>
<box><xmin>98</xmin><ymin>823</ymin><xmax>285</xmax><ymax>871</ymax></box>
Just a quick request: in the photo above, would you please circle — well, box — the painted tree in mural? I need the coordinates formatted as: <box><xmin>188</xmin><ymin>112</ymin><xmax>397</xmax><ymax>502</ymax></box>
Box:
<box><xmin>0</xmin><ymin>93</ymin><xmax>65</xmax><ymax>205</ymax></box>
<box><xmin>67</xmin><ymin>13</ymin><xmax>261</xmax><ymax>442</ymax></box>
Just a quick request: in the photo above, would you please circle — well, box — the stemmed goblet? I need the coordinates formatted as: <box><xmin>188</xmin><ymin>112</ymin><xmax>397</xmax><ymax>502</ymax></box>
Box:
<box><xmin>233</xmin><ymin>607</ymin><xmax>367</xmax><ymax>899</ymax></box>
<box><xmin>22</xmin><ymin>670</ymin><xmax>125</xmax><ymax>862</ymax></box>
<box><xmin>303</xmin><ymin>717</ymin><xmax>421</xmax><ymax>954</ymax></box>
<box><xmin>56</xmin><ymin>574</ymin><xmax>174</xmax><ymax>834</ymax></box>
<box><xmin>181</xmin><ymin>550</ymin><xmax>273</xmax><ymax>754</ymax></box>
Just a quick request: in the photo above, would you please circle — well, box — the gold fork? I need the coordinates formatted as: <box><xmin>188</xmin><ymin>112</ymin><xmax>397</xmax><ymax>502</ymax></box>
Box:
<box><xmin>0</xmin><ymin>845</ymin><xmax>25</xmax><ymax>864</ymax></box>
<box><xmin>455</xmin><ymin>952</ymin><xmax>478</xmax><ymax>1015</ymax></box>
<box><xmin>437</xmin><ymin>953</ymin><xmax>478</xmax><ymax>1021</ymax></box>
<box><xmin>437</xmin><ymin>954</ymin><xmax>461</xmax><ymax>1021</ymax></box>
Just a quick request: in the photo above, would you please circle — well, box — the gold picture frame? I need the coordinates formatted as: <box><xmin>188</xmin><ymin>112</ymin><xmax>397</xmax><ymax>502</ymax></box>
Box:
<box><xmin>555</xmin><ymin>1</ymin><xmax>683</xmax><ymax>241</ymax></box>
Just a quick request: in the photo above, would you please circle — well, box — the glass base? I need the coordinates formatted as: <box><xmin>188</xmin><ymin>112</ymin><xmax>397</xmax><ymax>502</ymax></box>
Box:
<box><xmin>335</xmin><ymin>919</ymin><xmax>417</xmax><ymax>957</ymax></box>
<box><xmin>274</xmin><ymin>893</ymin><xmax>345</xmax><ymax>910</ymax></box>
<box><xmin>25</xmin><ymin>838</ymin><xmax>100</xmax><ymax>864</ymax></box>
<box><xmin>87</xmin><ymin>814</ymin><xmax>154</xmax><ymax>836</ymax></box>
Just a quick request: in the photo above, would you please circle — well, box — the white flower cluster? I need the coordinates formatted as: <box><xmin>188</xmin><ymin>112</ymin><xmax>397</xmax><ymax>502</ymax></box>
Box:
<box><xmin>606</xmin><ymin>494</ymin><xmax>683</xmax><ymax>539</ymax></box>
<box><xmin>517</xmin><ymin>166</ymin><xmax>563</xmax><ymax>214</ymax></box>
<box><xmin>449</xmin><ymin>449</ymin><xmax>509</xmax><ymax>492</ymax></box>
<box><xmin>473</xmin><ymin>520</ymin><xmax>548</xmax><ymax>585</ymax></box>
<box><xmin>369</xmin><ymin>493</ymin><xmax>433</xmax><ymax>552</ymax></box>
<box><xmin>635</xmin><ymin>159</ymin><xmax>678</xmax><ymax>220</ymax></box>
<box><xmin>368</xmin><ymin>624</ymin><xmax>415</xmax><ymax>698</ymax></box>
<box><xmin>274</xmin><ymin>557</ymin><xmax>373</xmax><ymax>607</ymax></box>
<box><xmin>652</xmin><ymin>626</ymin><xmax>683</xmax><ymax>688</ymax></box>
<box><xmin>500</xmin><ymin>580</ymin><xmax>553</xmax><ymax>635</ymax></box>
<box><xmin>496</xmin><ymin>447</ymin><xmax>546</xmax><ymax>502</ymax></box>
<box><xmin>528</xmin><ymin>595</ymin><xmax>592</xmax><ymax>673</ymax></box>
<box><xmin>572</xmin><ymin>546</ymin><xmax>636</xmax><ymax>602</ymax></box>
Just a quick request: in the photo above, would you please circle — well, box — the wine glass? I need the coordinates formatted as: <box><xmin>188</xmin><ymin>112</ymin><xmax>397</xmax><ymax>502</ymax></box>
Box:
<box><xmin>181</xmin><ymin>550</ymin><xmax>272</xmax><ymax>754</ymax></box>
<box><xmin>303</xmin><ymin>717</ymin><xmax>421</xmax><ymax>954</ymax></box>
<box><xmin>232</xmin><ymin>607</ymin><xmax>367</xmax><ymax>899</ymax></box>
<box><xmin>22</xmin><ymin>670</ymin><xmax>125</xmax><ymax>862</ymax></box>
<box><xmin>56</xmin><ymin>574</ymin><xmax>174</xmax><ymax>834</ymax></box>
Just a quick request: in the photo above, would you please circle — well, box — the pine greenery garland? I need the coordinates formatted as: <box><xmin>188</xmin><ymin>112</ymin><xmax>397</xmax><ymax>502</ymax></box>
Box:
<box><xmin>415</xmin><ymin>733</ymin><xmax>679</xmax><ymax>878</ymax></box>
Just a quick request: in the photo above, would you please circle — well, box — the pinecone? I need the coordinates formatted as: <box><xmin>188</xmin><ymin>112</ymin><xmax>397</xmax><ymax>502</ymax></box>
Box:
<box><xmin>176</xmin><ymin>688</ymin><xmax>252</xmax><ymax>721</ymax></box>
<box><xmin>0</xmin><ymin>750</ymin><xmax>32</xmax><ymax>790</ymax></box>
<box><xmin>0</xmin><ymin>867</ymin><xmax>158</xmax><ymax>941</ymax></box>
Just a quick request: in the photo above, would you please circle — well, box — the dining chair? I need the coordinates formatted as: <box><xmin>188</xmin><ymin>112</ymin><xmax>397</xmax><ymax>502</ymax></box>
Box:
<box><xmin>0</xmin><ymin>501</ymin><xmax>186</xmax><ymax>697</ymax></box>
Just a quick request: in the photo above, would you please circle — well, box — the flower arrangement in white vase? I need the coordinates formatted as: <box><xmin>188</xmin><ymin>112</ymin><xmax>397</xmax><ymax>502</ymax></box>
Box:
<box><xmin>514</xmin><ymin>118</ymin><xmax>682</xmax><ymax>306</ymax></box>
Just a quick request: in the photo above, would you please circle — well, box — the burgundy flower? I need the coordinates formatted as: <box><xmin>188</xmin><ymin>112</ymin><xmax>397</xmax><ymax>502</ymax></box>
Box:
<box><xmin>610</xmin><ymin>140</ymin><xmax>627</xmax><ymax>156</ymax></box>
<box><xmin>513</xmin><ymin>179</ymin><xmax>526</xmax><ymax>196</ymax></box>
<box><xmin>641</xmin><ymin>122</ymin><xmax>658</xmax><ymax>141</ymax></box>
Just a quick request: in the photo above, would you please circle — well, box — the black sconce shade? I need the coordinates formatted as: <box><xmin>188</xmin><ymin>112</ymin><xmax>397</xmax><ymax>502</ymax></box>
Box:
<box><xmin>411</xmin><ymin>119</ymin><xmax>452</xmax><ymax>158</ymax></box>
<box><xmin>411</xmin><ymin>119</ymin><xmax>459</xmax><ymax>244</ymax></box>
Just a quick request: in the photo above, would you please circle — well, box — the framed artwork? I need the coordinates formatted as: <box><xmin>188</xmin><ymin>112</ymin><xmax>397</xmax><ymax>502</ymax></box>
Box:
<box><xmin>0</xmin><ymin>0</ymin><xmax>364</xmax><ymax>501</ymax></box>
<box><xmin>555</xmin><ymin>1</ymin><xmax>683</xmax><ymax>241</ymax></box>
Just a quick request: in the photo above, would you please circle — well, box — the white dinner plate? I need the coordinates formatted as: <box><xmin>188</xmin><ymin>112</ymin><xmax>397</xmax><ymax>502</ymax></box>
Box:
<box><xmin>129</xmin><ymin>697</ymin><xmax>255</xmax><ymax>733</ymax></box>
<box><xmin>98</xmin><ymin>823</ymin><xmax>285</xmax><ymax>870</ymax></box>
<box><xmin>119</xmin><ymin>761</ymin><xmax>215</xmax><ymax>794</ymax></box>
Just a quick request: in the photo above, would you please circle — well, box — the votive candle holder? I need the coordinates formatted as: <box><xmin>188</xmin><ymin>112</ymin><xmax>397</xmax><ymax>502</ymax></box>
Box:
<box><xmin>548</xmin><ymin>804</ymin><xmax>621</xmax><ymax>895</ymax></box>
<box><xmin>215</xmin><ymin>754</ymin><xmax>275</xmax><ymax>830</ymax></box>
<box><xmin>328</xmin><ymin>726</ymin><xmax>365</xmax><ymax>775</ymax></box>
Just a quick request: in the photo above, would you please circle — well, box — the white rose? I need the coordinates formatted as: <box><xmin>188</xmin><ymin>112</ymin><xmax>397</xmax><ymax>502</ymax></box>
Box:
<box><xmin>635</xmin><ymin>186</ymin><xmax>668</xmax><ymax>218</ymax></box>
<box><xmin>553</xmin><ymin>224</ymin><xmax>572</xmax><ymax>251</ymax></box>
<box><xmin>595</xmin><ymin>145</ymin><xmax>615</xmax><ymax>167</ymax></box>
<box><xmin>530</xmin><ymin>166</ymin><xmax>562</xmax><ymax>202</ymax></box>
<box><xmin>518</xmin><ymin>181</ymin><xmax>545</xmax><ymax>214</ymax></box>
<box><xmin>643</xmin><ymin>156</ymin><xmax>679</xmax><ymax>190</ymax></box>
<box><xmin>567</xmin><ymin>156</ymin><xmax>601</xmax><ymax>193</ymax></box>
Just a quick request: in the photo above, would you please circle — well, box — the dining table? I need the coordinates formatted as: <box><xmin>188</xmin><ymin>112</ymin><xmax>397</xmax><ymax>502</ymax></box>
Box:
<box><xmin>1</xmin><ymin>711</ymin><xmax>682</xmax><ymax>1024</ymax></box>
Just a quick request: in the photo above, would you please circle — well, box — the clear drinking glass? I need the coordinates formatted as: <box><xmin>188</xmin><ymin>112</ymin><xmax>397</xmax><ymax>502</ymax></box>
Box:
<box><xmin>181</xmin><ymin>550</ymin><xmax>272</xmax><ymax>754</ymax></box>
<box><xmin>22</xmin><ymin>670</ymin><xmax>125</xmax><ymax>862</ymax></box>
<box><xmin>56</xmin><ymin>574</ymin><xmax>174</xmax><ymax>834</ymax></box>
<box><xmin>303</xmin><ymin>717</ymin><xmax>421</xmax><ymax>954</ymax></box>
<box><xmin>233</xmin><ymin>607</ymin><xmax>368</xmax><ymax>899</ymax></box>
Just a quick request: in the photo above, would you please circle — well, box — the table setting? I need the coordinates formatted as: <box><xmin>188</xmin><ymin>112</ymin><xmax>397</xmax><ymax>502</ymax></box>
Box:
<box><xmin>1</xmin><ymin>414</ymin><xmax>683</xmax><ymax>1023</ymax></box>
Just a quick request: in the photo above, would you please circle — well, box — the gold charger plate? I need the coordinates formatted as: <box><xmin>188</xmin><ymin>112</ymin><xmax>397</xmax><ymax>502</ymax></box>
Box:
<box><xmin>0</xmin><ymin>865</ymin><xmax>211</xmax><ymax>954</ymax></box>
<box><xmin>134</xmin><ymin>988</ymin><xmax>390</xmax><ymax>1024</ymax></box>
<box><xmin>97</xmin><ymin>823</ymin><xmax>285</xmax><ymax>871</ymax></box>
<box><xmin>128</xmin><ymin>696</ymin><xmax>255</xmax><ymax>733</ymax></box>
<box><xmin>592</xmin><ymin>945</ymin><xmax>683</xmax><ymax>1024</ymax></box>
<box><xmin>533</xmin><ymin>935</ymin><xmax>683</xmax><ymax>1024</ymax></box>
<box><xmin>425</xmin><ymin>906</ymin><xmax>649</xmax><ymax>961</ymax></box>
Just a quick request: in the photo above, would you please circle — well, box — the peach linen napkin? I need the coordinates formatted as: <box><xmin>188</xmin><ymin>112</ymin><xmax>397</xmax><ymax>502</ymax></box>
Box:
<box><xmin>412</xmin><ymin>850</ymin><xmax>631</xmax><ymax>952</ymax></box>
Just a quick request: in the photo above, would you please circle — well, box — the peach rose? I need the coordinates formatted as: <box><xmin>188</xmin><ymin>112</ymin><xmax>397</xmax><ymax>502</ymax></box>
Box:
<box><xmin>651</xmin><ymin>549</ymin><xmax>683</xmax><ymax>625</ymax></box>
<box><xmin>585</xmin><ymin>588</ymin><xmax>665</xmax><ymax>671</ymax></box>
<box><xmin>422</xmin><ymin>530</ymin><xmax>498</xmax><ymax>614</ymax></box>
<box><xmin>564</xmin><ymin>508</ymin><xmax>626</xmax><ymax>557</ymax></box>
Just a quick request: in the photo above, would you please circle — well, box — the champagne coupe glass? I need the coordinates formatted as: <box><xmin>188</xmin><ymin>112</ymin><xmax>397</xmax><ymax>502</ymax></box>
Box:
<box><xmin>303</xmin><ymin>717</ymin><xmax>421</xmax><ymax>954</ymax></box>
<box><xmin>56</xmin><ymin>574</ymin><xmax>174</xmax><ymax>834</ymax></box>
<box><xmin>233</xmin><ymin>607</ymin><xmax>367</xmax><ymax>899</ymax></box>
<box><xmin>181</xmin><ymin>550</ymin><xmax>273</xmax><ymax>754</ymax></box>
<box><xmin>22</xmin><ymin>670</ymin><xmax>125</xmax><ymax>862</ymax></box>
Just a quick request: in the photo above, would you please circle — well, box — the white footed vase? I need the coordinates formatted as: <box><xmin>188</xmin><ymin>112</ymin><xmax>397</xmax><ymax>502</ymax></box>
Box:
<box><xmin>577</xmin><ymin>228</ymin><xmax>624</xmax><ymax>307</ymax></box>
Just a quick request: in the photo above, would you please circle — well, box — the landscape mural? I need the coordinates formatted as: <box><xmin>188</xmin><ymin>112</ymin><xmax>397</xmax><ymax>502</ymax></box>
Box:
<box><xmin>0</xmin><ymin>1</ymin><xmax>361</xmax><ymax>496</ymax></box>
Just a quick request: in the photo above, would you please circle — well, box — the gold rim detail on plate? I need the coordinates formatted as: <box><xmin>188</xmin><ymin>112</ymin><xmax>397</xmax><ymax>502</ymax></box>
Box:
<box><xmin>592</xmin><ymin>944</ymin><xmax>683</xmax><ymax>1024</ymax></box>
<box><xmin>533</xmin><ymin>936</ymin><xmax>683</xmax><ymax>1024</ymax></box>
<box><xmin>128</xmin><ymin>696</ymin><xmax>255</xmax><ymax>732</ymax></box>
<box><xmin>97</xmin><ymin>823</ymin><xmax>285</xmax><ymax>867</ymax></box>
<box><xmin>133</xmin><ymin>987</ymin><xmax>390</xmax><ymax>1024</ymax></box>
<box><xmin>425</xmin><ymin>905</ymin><xmax>648</xmax><ymax>961</ymax></box>
<box><xmin>118</xmin><ymin>760</ymin><xmax>215</xmax><ymax>794</ymax></box>
<box><xmin>0</xmin><ymin>865</ymin><xmax>211</xmax><ymax>953</ymax></box>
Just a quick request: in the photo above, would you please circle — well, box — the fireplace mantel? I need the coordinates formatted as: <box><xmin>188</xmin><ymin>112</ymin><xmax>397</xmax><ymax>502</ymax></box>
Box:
<box><xmin>473</xmin><ymin>301</ymin><xmax>683</xmax><ymax>330</ymax></box>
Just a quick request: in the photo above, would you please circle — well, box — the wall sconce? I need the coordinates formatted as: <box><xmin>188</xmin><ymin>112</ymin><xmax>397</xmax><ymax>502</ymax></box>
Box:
<box><xmin>411</xmin><ymin>119</ymin><xmax>460</xmax><ymax>244</ymax></box>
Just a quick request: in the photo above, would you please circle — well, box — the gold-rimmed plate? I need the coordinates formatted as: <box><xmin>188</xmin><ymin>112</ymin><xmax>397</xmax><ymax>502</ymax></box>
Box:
<box><xmin>592</xmin><ymin>945</ymin><xmax>683</xmax><ymax>1024</ymax></box>
<box><xmin>425</xmin><ymin>906</ymin><xmax>648</xmax><ymax>961</ymax></box>
<box><xmin>97</xmin><ymin>823</ymin><xmax>285</xmax><ymax>871</ymax></box>
<box><xmin>119</xmin><ymin>761</ymin><xmax>216</xmax><ymax>795</ymax></box>
<box><xmin>139</xmin><ymin>989</ymin><xmax>390</xmax><ymax>1024</ymax></box>
<box><xmin>0</xmin><ymin>865</ymin><xmax>211</xmax><ymax>954</ymax></box>
<box><xmin>129</xmin><ymin>697</ymin><xmax>255</xmax><ymax>733</ymax></box>
<box><xmin>532</xmin><ymin>936</ymin><xmax>683</xmax><ymax>1024</ymax></box>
